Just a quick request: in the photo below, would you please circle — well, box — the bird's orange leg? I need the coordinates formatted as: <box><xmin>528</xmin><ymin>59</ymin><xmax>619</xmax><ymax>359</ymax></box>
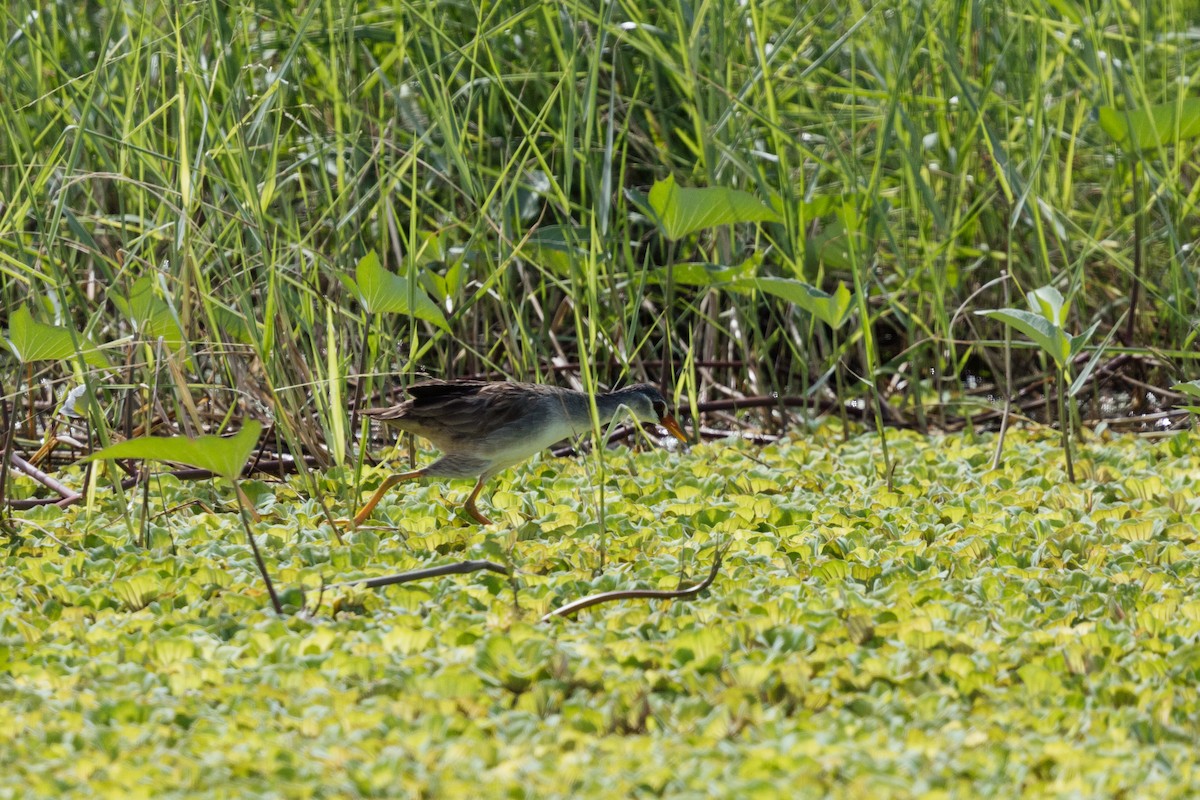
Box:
<box><xmin>347</xmin><ymin>469</ymin><xmax>425</xmax><ymax>528</ymax></box>
<box><xmin>462</xmin><ymin>477</ymin><xmax>494</xmax><ymax>525</ymax></box>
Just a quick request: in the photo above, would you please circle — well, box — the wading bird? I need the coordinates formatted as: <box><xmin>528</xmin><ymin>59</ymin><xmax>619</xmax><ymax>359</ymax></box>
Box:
<box><xmin>349</xmin><ymin>380</ymin><xmax>688</xmax><ymax>526</ymax></box>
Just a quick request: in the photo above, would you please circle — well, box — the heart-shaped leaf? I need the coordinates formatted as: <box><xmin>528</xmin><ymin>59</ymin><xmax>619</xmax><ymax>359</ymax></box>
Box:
<box><xmin>3</xmin><ymin>305</ymin><xmax>108</xmax><ymax>368</ymax></box>
<box><xmin>636</xmin><ymin>175</ymin><xmax>781</xmax><ymax>241</ymax></box>
<box><xmin>661</xmin><ymin>255</ymin><xmax>760</xmax><ymax>287</ymax></box>
<box><xmin>1097</xmin><ymin>100</ymin><xmax>1200</xmax><ymax>151</ymax></box>
<box><xmin>81</xmin><ymin>420</ymin><xmax>263</xmax><ymax>481</ymax></box>
<box><xmin>210</xmin><ymin>306</ymin><xmax>256</xmax><ymax>345</ymax></box>
<box><xmin>1026</xmin><ymin>285</ymin><xmax>1068</xmax><ymax>327</ymax></box>
<box><xmin>978</xmin><ymin>308</ymin><xmax>1071</xmax><ymax>368</ymax></box>
<box><xmin>807</xmin><ymin>216</ymin><xmax>870</xmax><ymax>271</ymax></box>
<box><xmin>354</xmin><ymin>251</ymin><xmax>449</xmax><ymax>331</ymax></box>
<box><xmin>111</xmin><ymin>275</ymin><xmax>186</xmax><ymax>350</ymax></box>
<box><xmin>730</xmin><ymin>278</ymin><xmax>854</xmax><ymax>329</ymax></box>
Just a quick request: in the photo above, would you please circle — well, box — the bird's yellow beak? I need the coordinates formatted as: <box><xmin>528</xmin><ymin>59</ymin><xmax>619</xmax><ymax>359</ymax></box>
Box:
<box><xmin>658</xmin><ymin>414</ymin><xmax>688</xmax><ymax>443</ymax></box>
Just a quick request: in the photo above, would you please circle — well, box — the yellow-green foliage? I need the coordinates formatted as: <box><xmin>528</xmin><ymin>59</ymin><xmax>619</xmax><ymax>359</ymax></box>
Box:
<box><xmin>4</xmin><ymin>427</ymin><xmax>1200</xmax><ymax>797</ymax></box>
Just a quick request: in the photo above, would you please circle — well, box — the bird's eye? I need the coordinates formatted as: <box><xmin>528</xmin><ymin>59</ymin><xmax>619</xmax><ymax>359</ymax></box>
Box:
<box><xmin>653</xmin><ymin>401</ymin><xmax>666</xmax><ymax>418</ymax></box>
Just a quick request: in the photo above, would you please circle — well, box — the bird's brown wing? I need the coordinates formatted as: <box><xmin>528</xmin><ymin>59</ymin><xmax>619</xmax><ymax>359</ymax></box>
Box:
<box><xmin>363</xmin><ymin>381</ymin><xmax>535</xmax><ymax>452</ymax></box>
<box><xmin>403</xmin><ymin>380</ymin><xmax>493</xmax><ymax>403</ymax></box>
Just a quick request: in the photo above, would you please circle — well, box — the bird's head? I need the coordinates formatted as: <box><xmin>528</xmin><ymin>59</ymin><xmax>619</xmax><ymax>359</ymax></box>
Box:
<box><xmin>617</xmin><ymin>384</ymin><xmax>688</xmax><ymax>442</ymax></box>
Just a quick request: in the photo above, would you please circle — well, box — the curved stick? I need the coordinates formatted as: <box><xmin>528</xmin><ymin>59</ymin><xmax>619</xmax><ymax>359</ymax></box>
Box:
<box><xmin>541</xmin><ymin>542</ymin><xmax>729</xmax><ymax>623</ymax></box>
<box><xmin>335</xmin><ymin>559</ymin><xmax>510</xmax><ymax>590</ymax></box>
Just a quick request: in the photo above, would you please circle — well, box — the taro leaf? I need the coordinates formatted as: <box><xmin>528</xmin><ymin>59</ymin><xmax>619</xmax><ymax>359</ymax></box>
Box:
<box><xmin>111</xmin><ymin>275</ymin><xmax>186</xmax><ymax>350</ymax></box>
<box><xmin>808</xmin><ymin>216</ymin><xmax>867</xmax><ymax>271</ymax></box>
<box><xmin>440</xmin><ymin>260</ymin><xmax>466</xmax><ymax>304</ymax></box>
<box><xmin>81</xmin><ymin>420</ymin><xmax>263</xmax><ymax>481</ymax></box>
<box><xmin>640</xmin><ymin>175</ymin><xmax>780</xmax><ymax>241</ymax></box>
<box><xmin>978</xmin><ymin>308</ymin><xmax>1071</xmax><ymax>368</ymax></box>
<box><xmin>419</xmin><ymin>269</ymin><xmax>448</xmax><ymax>305</ymax></box>
<box><xmin>790</xmin><ymin>192</ymin><xmax>871</xmax><ymax>274</ymax></box>
<box><xmin>405</xmin><ymin>230</ymin><xmax>466</xmax><ymax>304</ymax></box>
<box><xmin>730</xmin><ymin>277</ymin><xmax>854</xmax><ymax>329</ymax></box>
<box><xmin>354</xmin><ymin>251</ymin><xmax>449</xmax><ymax>331</ymax></box>
<box><xmin>983</xmin><ymin>285</ymin><xmax>1098</xmax><ymax>371</ymax></box>
<box><xmin>664</xmin><ymin>255</ymin><xmax>760</xmax><ymax>287</ymax></box>
<box><xmin>4</xmin><ymin>305</ymin><xmax>108</xmax><ymax>368</ymax></box>
<box><xmin>1097</xmin><ymin>100</ymin><xmax>1200</xmax><ymax>152</ymax></box>
<box><xmin>210</xmin><ymin>306</ymin><xmax>255</xmax><ymax>345</ymax></box>
<box><xmin>1026</xmin><ymin>285</ymin><xmax>1068</xmax><ymax>327</ymax></box>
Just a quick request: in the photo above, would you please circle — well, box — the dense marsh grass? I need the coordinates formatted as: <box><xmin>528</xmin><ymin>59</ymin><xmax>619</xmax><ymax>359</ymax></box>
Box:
<box><xmin>1</xmin><ymin>0</ymin><xmax>1198</xmax><ymax>467</ymax></box>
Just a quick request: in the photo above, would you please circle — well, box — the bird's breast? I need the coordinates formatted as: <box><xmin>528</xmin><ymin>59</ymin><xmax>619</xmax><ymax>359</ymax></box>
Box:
<box><xmin>478</xmin><ymin>417</ymin><xmax>582</xmax><ymax>467</ymax></box>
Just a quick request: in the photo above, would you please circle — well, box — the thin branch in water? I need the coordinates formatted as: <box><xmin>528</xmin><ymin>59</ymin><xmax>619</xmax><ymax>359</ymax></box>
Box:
<box><xmin>335</xmin><ymin>560</ymin><xmax>511</xmax><ymax>590</ymax></box>
<box><xmin>541</xmin><ymin>541</ymin><xmax>729</xmax><ymax>623</ymax></box>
